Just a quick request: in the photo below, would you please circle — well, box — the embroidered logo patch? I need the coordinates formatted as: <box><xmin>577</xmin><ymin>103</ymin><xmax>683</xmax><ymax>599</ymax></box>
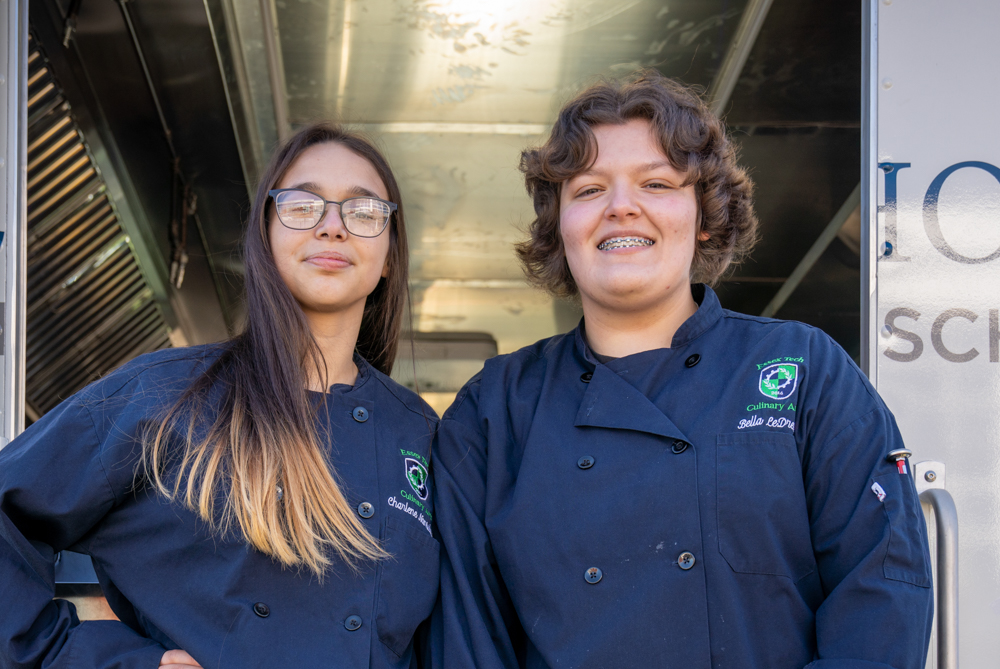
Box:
<box><xmin>405</xmin><ymin>458</ymin><xmax>429</xmax><ymax>501</ymax></box>
<box><xmin>871</xmin><ymin>481</ymin><xmax>887</xmax><ymax>502</ymax></box>
<box><xmin>758</xmin><ymin>363</ymin><xmax>799</xmax><ymax>400</ymax></box>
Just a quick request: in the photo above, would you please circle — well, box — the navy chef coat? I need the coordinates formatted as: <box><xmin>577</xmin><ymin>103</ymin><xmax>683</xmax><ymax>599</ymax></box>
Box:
<box><xmin>433</xmin><ymin>285</ymin><xmax>932</xmax><ymax>669</ymax></box>
<box><xmin>0</xmin><ymin>344</ymin><xmax>440</xmax><ymax>669</ymax></box>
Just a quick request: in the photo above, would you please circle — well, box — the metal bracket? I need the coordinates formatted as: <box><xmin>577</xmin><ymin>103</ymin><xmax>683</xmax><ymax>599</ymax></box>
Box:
<box><xmin>914</xmin><ymin>459</ymin><xmax>946</xmax><ymax>494</ymax></box>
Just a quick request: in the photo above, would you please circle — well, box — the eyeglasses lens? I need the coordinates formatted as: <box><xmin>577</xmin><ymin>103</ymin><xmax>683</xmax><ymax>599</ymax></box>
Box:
<box><xmin>275</xmin><ymin>191</ymin><xmax>325</xmax><ymax>229</ymax></box>
<box><xmin>342</xmin><ymin>198</ymin><xmax>391</xmax><ymax>237</ymax></box>
<box><xmin>274</xmin><ymin>191</ymin><xmax>390</xmax><ymax>236</ymax></box>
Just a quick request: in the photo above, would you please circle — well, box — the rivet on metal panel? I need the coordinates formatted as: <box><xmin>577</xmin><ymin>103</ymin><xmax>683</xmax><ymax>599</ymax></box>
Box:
<box><xmin>882</xmin><ymin>78</ymin><xmax>893</xmax><ymax>90</ymax></box>
<box><xmin>0</xmin><ymin>76</ymin><xmax>5</xmax><ymax>86</ymax></box>
<box><xmin>880</xmin><ymin>324</ymin><xmax>893</xmax><ymax>339</ymax></box>
<box><xmin>882</xmin><ymin>0</ymin><xmax>892</xmax><ymax>5</ymax></box>
<box><xmin>914</xmin><ymin>460</ymin><xmax>946</xmax><ymax>494</ymax></box>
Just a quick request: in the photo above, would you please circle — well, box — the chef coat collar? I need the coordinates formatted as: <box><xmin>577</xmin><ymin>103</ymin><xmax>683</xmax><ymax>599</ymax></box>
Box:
<box><xmin>569</xmin><ymin>285</ymin><xmax>718</xmax><ymax>442</ymax></box>
<box><xmin>573</xmin><ymin>363</ymin><xmax>692</xmax><ymax>442</ymax></box>
<box><xmin>319</xmin><ymin>352</ymin><xmax>372</xmax><ymax>395</ymax></box>
<box><xmin>574</xmin><ymin>283</ymin><xmax>723</xmax><ymax>366</ymax></box>
<box><xmin>672</xmin><ymin>283</ymin><xmax>723</xmax><ymax>348</ymax></box>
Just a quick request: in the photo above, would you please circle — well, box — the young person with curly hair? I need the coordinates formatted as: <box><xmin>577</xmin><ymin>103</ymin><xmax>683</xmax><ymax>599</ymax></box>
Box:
<box><xmin>432</xmin><ymin>71</ymin><xmax>932</xmax><ymax>668</ymax></box>
<box><xmin>0</xmin><ymin>124</ymin><xmax>439</xmax><ymax>669</ymax></box>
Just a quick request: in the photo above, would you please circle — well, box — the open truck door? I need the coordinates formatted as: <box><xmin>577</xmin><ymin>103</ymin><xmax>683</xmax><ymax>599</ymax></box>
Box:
<box><xmin>866</xmin><ymin>0</ymin><xmax>1000</xmax><ymax>665</ymax></box>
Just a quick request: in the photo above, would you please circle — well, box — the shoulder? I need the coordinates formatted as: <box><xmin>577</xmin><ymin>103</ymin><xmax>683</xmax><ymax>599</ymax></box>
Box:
<box><xmin>720</xmin><ymin>310</ymin><xmax>860</xmax><ymax>365</ymax></box>
<box><xmin>719</xmin><ymin>309</ymin><xmax>882</xmax><ymax>415</ymax></box>
<box><xmin>443</xmin><ymin>331</ymin><xmax>574</xmax><ymax>421</ymax></box>
<box><xmin>367</xmin><ymin>363</ymin><xmax>440</xmax><ymax>423</ymax></box>
<box><xmin>78</xmin><ymin>343</ymin><xmax>228</xmax><ymax>405</ymax></box>
<box><xmin>482</xmin><ymin>331</ymin><xmax>572</xmax><ymax>379</ymax></box>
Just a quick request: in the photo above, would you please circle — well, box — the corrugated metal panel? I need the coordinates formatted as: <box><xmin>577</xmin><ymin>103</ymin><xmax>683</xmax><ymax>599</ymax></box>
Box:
<box><xmin>25</xmin><ymin>34</ymin><xmax>170</xmax><ymax>417</ymax></box>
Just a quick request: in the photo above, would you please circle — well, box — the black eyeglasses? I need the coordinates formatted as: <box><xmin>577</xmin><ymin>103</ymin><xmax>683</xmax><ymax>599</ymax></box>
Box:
<box><xmin>269</xmin><ymin>188</ymin><xmax>397</xmax><ymax>237</ymax></box>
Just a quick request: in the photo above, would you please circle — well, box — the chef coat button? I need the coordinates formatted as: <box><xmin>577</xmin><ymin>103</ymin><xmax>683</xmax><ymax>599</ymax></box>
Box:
<box><xmin>677</xmin><ymin>552</ymin><xmax>696</xmax><ymax>570</ymax></box>
<box><xmin>580</xmin><ymin>372</ymin><xmax>593</xmax><ymax>383</ymax></box>
<box><xmin>352</xmin><ymin>406</ymin><xmax>369</xmax><ymax>422</ymax></box>
<box><xmin>584</xmin><ymin>567</ymin><xmax>603</xmax><ymax>584</ymax></box>
<box><xmin>671</xmin><ymin>440</ymin><xmax>688</xmax><ymax>454</ymax></box>
<box><xmin>345</xmin><ymin>615</ymin><xmax>363</xmax><ymax>631</ymax></box>
<box><xmin>577</xmin><ymin>456</ymin><xmax>595</xmax><ymax>470</ymax></box>
<box><xmin>357</xmin><ymin>502</ymin><xmax>374</xmax><ymax>519</ymax></box>
<box><xmin>253</xmin><ymin>602</ymin><xmax>270</xmax><ymax>618</ymax></box>
<box><xmin>685</xmin><ymin>354</ymin><xmax>701</xmax><ymax>368</ymax></box>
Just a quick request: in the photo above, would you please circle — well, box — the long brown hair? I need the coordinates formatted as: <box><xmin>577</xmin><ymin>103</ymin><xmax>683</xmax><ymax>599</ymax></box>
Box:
<box><xmin>517</xmin><ymin>69</ymin><xmax>758</xmax><ymax>295</ymax></box>
<box><xmin>142</xmin><ymin>123</ymin><xmax>408</xmax><ymax>575</ymax></box>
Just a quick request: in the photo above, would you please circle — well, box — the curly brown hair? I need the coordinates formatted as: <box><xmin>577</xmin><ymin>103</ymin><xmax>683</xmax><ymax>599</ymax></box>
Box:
<box><xmin>516</xmin><ymin>69</ymin><xmax>758</xmax><ymax>296</ymax></box>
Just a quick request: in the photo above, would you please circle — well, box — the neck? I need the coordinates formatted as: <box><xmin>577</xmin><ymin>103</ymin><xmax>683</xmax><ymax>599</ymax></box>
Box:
<box><xmin>582</xmin><ymin>285</ymin><xmax>698</xmax><ymax>358</ymax></box>
<box><xmin>302</xmin><ymin>303</ymin><xmax>365</xmax><ymax>391</ymax></box>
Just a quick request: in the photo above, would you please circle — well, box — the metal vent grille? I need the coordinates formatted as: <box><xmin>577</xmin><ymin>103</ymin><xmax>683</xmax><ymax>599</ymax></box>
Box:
<box><xmin>25</xmin><ymin>34</ymin><xmax>171</xmax><ymax>417</ymax></box>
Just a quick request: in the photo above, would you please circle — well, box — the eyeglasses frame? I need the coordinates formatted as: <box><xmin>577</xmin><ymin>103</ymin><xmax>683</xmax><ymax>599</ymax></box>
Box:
<box><xmin>268</xmin><ymin>188</ymin><xmax>398</xmax><ymax>237</ymax></box>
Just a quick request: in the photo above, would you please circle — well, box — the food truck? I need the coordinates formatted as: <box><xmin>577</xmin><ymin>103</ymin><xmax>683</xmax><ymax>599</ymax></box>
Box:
<box><xmin>1</xmin><ymin>0</ymin><xmax>995</xmax><ymax>665</ymax></box>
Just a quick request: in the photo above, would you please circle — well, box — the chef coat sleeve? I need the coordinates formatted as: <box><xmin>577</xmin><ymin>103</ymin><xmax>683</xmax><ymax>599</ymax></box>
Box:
<box><xmin>0</xmin><ymin>393</ymin><xmax>167</xmax><ymax>669</ymax></box>
<box><xmin>803</xmin><ymin>405</ymin><xmax>933</xmax><ymax>669</ymax></box>
<box><xmin>431</xmin><ymin>377</ymin><xmax>523</xmax><ymax>669</ymax></box>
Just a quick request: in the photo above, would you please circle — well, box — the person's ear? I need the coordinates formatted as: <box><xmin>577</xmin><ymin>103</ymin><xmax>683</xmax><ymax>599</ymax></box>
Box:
<box><xmin>698</xmin><ymin>231</ymin><xmax>710</xmax><ymax>242</ymax></box>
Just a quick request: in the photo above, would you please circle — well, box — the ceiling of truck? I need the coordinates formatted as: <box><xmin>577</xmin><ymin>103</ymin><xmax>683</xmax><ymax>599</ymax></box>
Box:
<box><xmin>29</xmin><ymin>0</ymin><xmax>861</xmax><ymax>413</ymax></box>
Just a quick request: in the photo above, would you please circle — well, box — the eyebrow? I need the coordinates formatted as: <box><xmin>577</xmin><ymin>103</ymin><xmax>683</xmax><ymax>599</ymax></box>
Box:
<box><xmin>574</xmin><ymin>159</ymin><xmax>678</xmax><ymax>179</ymax></box>
<box><xmin>288</xmin><ymin>182</ymin><xmax>381</xmax><ymax>199</ymax></box>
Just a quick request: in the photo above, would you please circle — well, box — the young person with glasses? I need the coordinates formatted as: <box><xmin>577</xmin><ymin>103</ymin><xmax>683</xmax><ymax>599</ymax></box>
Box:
<box><xmin>432</xmin><ymin>71</ymin><xmax>933</xmax><ymax>668</ymax></box>
<box><xmin>0</xmin><ymin>124</ymin><xmax>439</xmax><ymax>668</ymax></box>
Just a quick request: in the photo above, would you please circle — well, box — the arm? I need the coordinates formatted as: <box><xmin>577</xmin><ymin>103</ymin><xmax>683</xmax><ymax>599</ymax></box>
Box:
<box><xmin>803</xmin><ymin>407</ymin><xmax>933</xmax><ymax>669</ymax></box>
<box><xmin>431</xmin><ymin>379</ymin><xmax>523</xmax><ymax>669</ymax></box>
<box><xmin>0</xmin><ymin>396</ymin><xmax>167</xmax><ymax>669</ymax></box>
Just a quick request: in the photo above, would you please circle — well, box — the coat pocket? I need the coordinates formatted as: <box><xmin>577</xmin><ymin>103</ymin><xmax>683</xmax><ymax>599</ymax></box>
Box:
<box><xmin>374</xmin><ymin>515</ymin><xmax>440</xmax><ymax>658</ymax></box>
<box><xmin>717</xmin><ymin>432</ymin><xmax>816</xmax><ymax>580</ymax></box>
<box><xmin>871</xmin><ymin>473</ymin><xmax>932</xmax><ymax>587</ymax></box>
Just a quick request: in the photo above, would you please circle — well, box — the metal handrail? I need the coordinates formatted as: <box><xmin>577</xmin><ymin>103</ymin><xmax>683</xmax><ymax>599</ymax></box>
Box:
<box><xmin>919</xmin><ymin>487</ymin><xmax>959</xmax><ymax>669</ymax></box>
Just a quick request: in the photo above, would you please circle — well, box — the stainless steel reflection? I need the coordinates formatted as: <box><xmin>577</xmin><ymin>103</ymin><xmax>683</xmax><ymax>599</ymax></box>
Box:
<box><xmin>258</xmin><ymin>0</ymin><xmax>748</xmax><ymax>357</ymax></box>
<box><xmin>706</xmin><ymin>0</ymin><xmax>774</xmax><ymax>115</ymax></box>
<box><xmin>276</xmin><ymin>0</ymin><xmax>745</xmax><ymax>125</ymax></box>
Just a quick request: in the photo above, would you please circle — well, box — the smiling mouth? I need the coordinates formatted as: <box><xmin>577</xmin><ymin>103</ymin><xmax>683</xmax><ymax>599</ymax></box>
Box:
<box><xmin>597</xmin><ymin>237</ymin><xmax>655</xmax><ymax>251</ymax></box>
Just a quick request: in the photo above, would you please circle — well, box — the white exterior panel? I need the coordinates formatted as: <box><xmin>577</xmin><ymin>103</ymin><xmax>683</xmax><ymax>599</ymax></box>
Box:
<box><xmin>871</xmin><ymin>0</ymin><xmax>1000</xmax><ymax>663</ymax></box>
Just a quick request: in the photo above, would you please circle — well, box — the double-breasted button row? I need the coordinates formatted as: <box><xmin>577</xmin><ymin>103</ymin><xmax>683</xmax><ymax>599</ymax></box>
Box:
<box><xmin>357</xmin><ymin>501</ymin><xmax>374</xmax><ymax>518</ymax></box>
<box><xmin>583</xmin><ymin>553</ymin><xmax>694</xmax><ymax>586</ymax></box>
<box><xmin>264</xmin><ymin>608</ymin><xmax>362</xmax><ymax>629</ymax></box>
<box><xmin>581</xmin><ymin>354</ymin><xmax>699</xmax><ymax>382</ymax></box>
<box><xmin>579</xmin><ymin>445</ymin><xmax>684</xmax><ymax>466</ymax></box>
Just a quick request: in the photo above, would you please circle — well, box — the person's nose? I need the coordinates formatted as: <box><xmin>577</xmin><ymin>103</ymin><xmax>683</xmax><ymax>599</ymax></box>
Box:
<box><xmin>605</xmin><ymin>183</ymin><xmax>641</xmax><ymax>221</ymax></box>
<box><xmin>315</xmin><ymin>203</ymin><xmax>349</xmax><ymax>240</ymax></box>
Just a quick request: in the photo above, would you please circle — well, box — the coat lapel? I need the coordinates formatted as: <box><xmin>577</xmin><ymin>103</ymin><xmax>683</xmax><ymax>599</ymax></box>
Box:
<box><xmin>574</xmin><ymin>364</ymin><xmax>690</xmax><ymax>443</ymax></box>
